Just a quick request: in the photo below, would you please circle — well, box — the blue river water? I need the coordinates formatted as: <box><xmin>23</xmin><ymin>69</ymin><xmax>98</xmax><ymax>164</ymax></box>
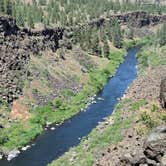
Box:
<box><xmin>0</xmin><ymin>47</ymin><xmax>139</xmax><ymax>166</ymax></box>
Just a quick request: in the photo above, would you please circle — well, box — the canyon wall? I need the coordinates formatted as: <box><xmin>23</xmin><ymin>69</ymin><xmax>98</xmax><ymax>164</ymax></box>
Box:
<box><xmin>0</xmin><ymin>11</ymin><xmax>166</xmax><ymax>104</ymax></box>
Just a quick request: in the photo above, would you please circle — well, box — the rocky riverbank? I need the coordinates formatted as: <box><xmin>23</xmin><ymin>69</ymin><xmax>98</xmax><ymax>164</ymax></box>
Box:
<box><xmin>94</xmin><ymin>58</ymin><xmax>166</xmax><ymax>165</ymax></box>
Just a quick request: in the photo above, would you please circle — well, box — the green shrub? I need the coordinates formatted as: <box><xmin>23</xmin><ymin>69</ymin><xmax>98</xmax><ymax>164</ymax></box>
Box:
<box><xmin>30</xmin><ymin>105</ymin><xmax>54</xmax><ymax>126</ymax></box>
<box><xmin>130</xmin><ymin>100</ymin><xmax>147</xmax><ymax>111</ymax></box>
<box><xmin>140</xmin><ymin>112</ymin><xmax>157</xmax><ymax>129</ymax></box>
<box><xmin>123</xmin><ymin>40</ymin><xmax>137</xmax><ymax>50</ymax></box>
<box><xmin>151</xmin><ymin>104</ymin><xmax>159</xmax><ymax>112</ymax></box>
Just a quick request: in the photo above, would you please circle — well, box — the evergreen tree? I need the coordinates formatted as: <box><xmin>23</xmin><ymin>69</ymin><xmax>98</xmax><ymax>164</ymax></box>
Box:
<box><xmin>90</xmin><ymin>30</ymin><xmax>101</xmax><ymax>55</ymax></box>
<box><xmin>103</xmin><ymin>40</ymin><xmax>110</xmax><ymax>58</ymax></box>
<box><xmin>110</xmin><ymin>20</ymin><xmax>123</xmax><ymax>48</ymax></box>
<box><xmin>157</xmin><ymin>23</ymin><xmax>166</xmax><ymax>46</ymax></box>
<box><xmin>27</xmin><ymin>12</ymin><xmax>34</xmax><ymax>28</ymax></box>
<box><xmin>0</xmin><ymin>0</ymin><xmax>5</xmax><ymax>13</ymax></box>
<box><xmin>4</xmin><ymin>0</ymin><xmax>12</xmax><ymax>15</ymax></box>
<box><xmin>127</xmin><ymin>27</ymin><xmax>134</xmax><ymax>39</ymax></box>
<box><xmin>39</xmin><ymin>0</ymin><xmax>46</xmax><ymax>6</ymax></box>
<box><xmin>16</xmin><ymin>10</ymin><xmax>24</xmax><ymax>27</ymax></box>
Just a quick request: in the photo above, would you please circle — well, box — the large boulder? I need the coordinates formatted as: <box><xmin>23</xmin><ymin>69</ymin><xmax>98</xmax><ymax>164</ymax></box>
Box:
<box><xmin>144</xmin><ymin>125</ymin><xmax>166</xmax><ymax>162</ymax></box>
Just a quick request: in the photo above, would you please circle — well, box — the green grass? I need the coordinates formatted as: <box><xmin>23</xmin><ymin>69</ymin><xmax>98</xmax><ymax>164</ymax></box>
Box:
<box><xmin>0</xmin><ymin>50</ymin><xmax>125</xmax><ymax>152</ymax></box>
<box><xmin>129</xmin><ymin>100</ymin><xmax>147</xmax><ymax>111</ymax></box>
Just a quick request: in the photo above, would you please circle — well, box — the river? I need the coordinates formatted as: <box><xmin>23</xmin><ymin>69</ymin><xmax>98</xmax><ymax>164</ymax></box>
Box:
<box><xmin>0</xmin><ymin>47</ymin><xmax>139</xmax><ymax>166</ymax></box>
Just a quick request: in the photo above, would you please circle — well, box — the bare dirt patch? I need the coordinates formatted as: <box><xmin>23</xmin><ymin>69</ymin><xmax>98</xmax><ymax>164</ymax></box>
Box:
<box><xmin>10</xmin><ymin>97</ymin><xmax>31</xmax><ymax>121</ymax></box>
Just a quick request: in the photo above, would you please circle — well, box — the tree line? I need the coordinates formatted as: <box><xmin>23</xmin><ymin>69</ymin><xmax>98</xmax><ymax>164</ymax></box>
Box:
<box><xmin>0</xmin><ymin>0</ymin><xmax>165</xmax><ymax>28</ymax></box>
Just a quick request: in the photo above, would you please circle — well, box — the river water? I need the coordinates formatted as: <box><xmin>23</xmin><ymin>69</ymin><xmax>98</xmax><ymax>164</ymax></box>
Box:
<box><xmin>0</xmin><ymin>47</ymin><xmax>139</xmax><ymax>166</ymax></box>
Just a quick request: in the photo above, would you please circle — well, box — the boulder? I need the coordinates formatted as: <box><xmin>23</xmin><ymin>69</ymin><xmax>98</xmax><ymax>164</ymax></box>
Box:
<box><xmin>144</xmin><ymin>125</ymin><xmax>166</xmax><ymax>161</ymax></box>
<box><xmin>160</xmin><ymin>78</ymin><xmax>166</xmax><ymax>108</ymax></box>
<box><xmin>7</xmin><ymin>149</ymin><xmax>20</xmax><ymax>161</ymax></box>
<box><xmin>131</xmin><ymin>150</ymin><xmax>147</xmax><ymax>165</ymax></box>
<box><xmin>160</xmin><ymin>154</ymin><xmax>166</xmax><ymax>166</ymax></box>
<box><xmin>0</xmin><ymin>154</ymin><xmax>3</xmax><ymax>160</ymax></box>
<box><xmin>0</xmin><ymin>16</ymin><xmax>19</xmax><ymax>35</ymax></box>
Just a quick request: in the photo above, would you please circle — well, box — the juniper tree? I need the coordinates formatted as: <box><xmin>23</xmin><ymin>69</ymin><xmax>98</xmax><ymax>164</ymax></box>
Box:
<box><xmin>16</xmin><ymin>10</ymin><xmax>25</xmax><ymax>27</ymax></box>
<box><xmin>27</xmin><ymin>12</ymin><xmax>34</xmax><ymax>28</ymax></box>
<box><xmin>0</xmin><ymin>0</ymin><xmax>4</xmax><ymax>13</ymax></box>
<box><xmin>157</xmin><ymin>23</ymin><xmax>166</xmax><ymax>46</ymax></box>
<box><xmin>3</xmin><ymin>0</ymin><xmax>12</xmax><ymax>15</ymax></box>
<box><xmin>103</xmin><ymin>40</ymin><xmax>110</xmax><ymax>59</ymax></box>
<box><xmin>110</xmin><ymin>20</ymin><xmax>123</xmax><ymax>48</ymax></box>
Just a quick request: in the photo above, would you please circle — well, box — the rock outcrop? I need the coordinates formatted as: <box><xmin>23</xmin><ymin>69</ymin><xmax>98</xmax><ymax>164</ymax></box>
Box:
<box><xmin>72</xmin><ymin>11</ymin><xmax>166</xmax><ymax>30</ymax></box>
<box><xmin>160</xmin><ymin>78</ymin><xmax>166</xmax><ymax>108</ymax></box>
<box><xmin>0</xmin><ymin>16</ymin><xmax>19</xmax><ymax>35</ymax></box>
<box><xmin>144</xmin><ymin>125</ymin><xmax>166</xmax><ymax>162</ymax></box>
<box><xmin>110</xmin><ymin>11</ymin><xmax>166</xmax><ymax>27</ymax></box>
<box><xmin>119</xmin><ymin>125</ymin><xmax>166</xmax><ymax>166</ymax></box>
<box><xmin>0</xmin><ymin>35</ymin><xmax>30</xmax><ymax>103</ymax></box>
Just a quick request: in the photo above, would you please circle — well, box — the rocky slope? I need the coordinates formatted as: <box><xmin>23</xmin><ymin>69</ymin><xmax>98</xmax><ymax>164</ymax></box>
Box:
<box><xmin>0</xmin><ymin>11</ymin><xmax>166</xmax><ymax>105</ymax></box>
<box><xmin>95</xmin><ymin>68</ymin><xmax>166</xmax><ymax>166</ymax></box>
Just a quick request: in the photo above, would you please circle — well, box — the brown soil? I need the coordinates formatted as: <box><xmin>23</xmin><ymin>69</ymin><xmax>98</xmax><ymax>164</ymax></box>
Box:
<box><xmin>10</xmin><ymin>97</ymin><xmax>31</xmax><ymax>121</ymax></box>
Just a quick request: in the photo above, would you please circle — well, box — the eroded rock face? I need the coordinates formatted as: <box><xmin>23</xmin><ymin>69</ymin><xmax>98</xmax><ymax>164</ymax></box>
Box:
<box><xmin>0</xmin><ymin>36</ymin><xmax>30</xmax><ymax>103</ymax></box>
<box><xmin>111</xmin><ymin>11</ymin><xmax>164</xmax><ymax>28</ymax></box>
<box><xmin>160</xmin><ymin>78</ymin><xmax>166</xmax><ymax>108</ymax></box>
<box><xmin>0</xmin><ymin>18</ymin><xmax>65</xmax><ymax>104</ymax></box>
<box><xmin>0</xmin><ymin>16</ymin><xmax>19</xmax><ymax>35</ymax></box>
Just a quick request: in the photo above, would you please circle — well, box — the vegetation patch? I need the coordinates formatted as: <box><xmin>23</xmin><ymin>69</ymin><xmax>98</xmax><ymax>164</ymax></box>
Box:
<box><xmin>136</xmin><ymin>102</ymin><xmax>166</xmax><ymax>135</ymax></box>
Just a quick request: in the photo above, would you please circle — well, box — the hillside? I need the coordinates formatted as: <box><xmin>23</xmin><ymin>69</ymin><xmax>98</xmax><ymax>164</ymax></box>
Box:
<box><xmin>0</xmin><ymin>0</ymin><xmax>166</xmax><ymax>165</ymax></box>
